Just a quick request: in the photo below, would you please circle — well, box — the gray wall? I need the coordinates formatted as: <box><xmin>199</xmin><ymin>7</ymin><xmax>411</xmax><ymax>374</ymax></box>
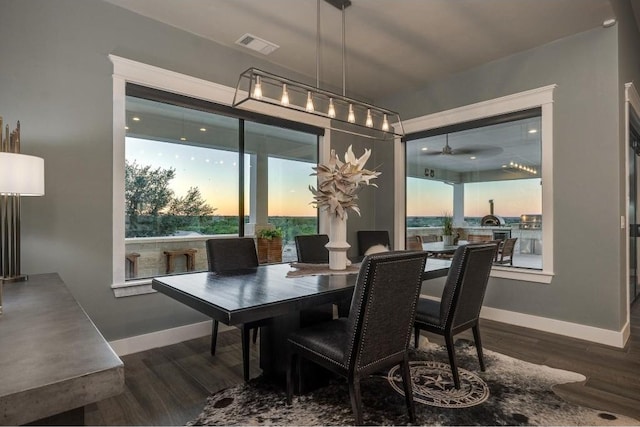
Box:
<box><xmin>0</xmin><ymin>0</ymin><xmax>328</xmax><ymax>341</ymax></box>
<box><xmin>383</xmin><ymin>22</ymin><xmax>634</xmax><ymax>331</ymax></box>
<box><xmin>2</xmin><ymin>0</ymin><xmax>637</xmax><ymax>340</ymax></box>
<box><xmin>326</xmin><ymin>124</ymin><xmax>396</xmax><ymax>257</ymax></box>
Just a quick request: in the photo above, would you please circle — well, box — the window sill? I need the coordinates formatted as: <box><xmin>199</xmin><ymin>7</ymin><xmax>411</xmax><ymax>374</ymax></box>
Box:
<box><xmin>490</xmin><ymin>266</ymin><xmax>553</xmax><ymax>284</ymax></box>
<box><xmin>111</xmin><ymin>279</ymin><xmax>156</xmax><ymax>298</ymax></box>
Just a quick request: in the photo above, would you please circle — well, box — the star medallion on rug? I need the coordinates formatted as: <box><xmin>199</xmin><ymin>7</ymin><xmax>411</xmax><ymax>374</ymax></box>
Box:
<box><xmin>187</xmin><ymin>341</ymin><xmax>639</xmax><ymax>426</ymax></box>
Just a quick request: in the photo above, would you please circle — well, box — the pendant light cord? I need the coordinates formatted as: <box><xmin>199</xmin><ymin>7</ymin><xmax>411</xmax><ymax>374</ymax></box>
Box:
<box><xmin>316</xmin><ymin>0</ymin><xmax>320</xmax><ymax>88</ymax></box>
<box><xmin>342</xmin><ymin>4</ymin><xmax>346</xmax><ymax>97</ymax></box>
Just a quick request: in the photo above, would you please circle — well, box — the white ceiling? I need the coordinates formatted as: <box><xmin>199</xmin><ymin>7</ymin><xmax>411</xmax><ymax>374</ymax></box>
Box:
<box><xmin>103</xmin><ymin>0</ymin><xmax>620</xmax><ymax>101</ymax></box>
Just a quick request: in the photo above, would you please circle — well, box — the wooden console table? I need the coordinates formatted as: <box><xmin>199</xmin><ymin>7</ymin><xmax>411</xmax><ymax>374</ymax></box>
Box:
<box><xmin>0</xmin><ymin>273</ymin><xmax>124</xmax><ymax>425</ymax></box>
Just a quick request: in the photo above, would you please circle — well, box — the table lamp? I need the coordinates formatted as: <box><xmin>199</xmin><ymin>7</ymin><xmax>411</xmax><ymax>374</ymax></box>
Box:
<box><xmin>0</xmin><ymin>151</ymin><xmax>45</xmax><ymax>286</ymax></box>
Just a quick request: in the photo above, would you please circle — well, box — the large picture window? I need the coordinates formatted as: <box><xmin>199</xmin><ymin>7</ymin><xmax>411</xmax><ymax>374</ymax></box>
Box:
<box><xmin>406</xmin><ymin>111</ymin><xmax>542</xmax><ymax>269</ymax></box>
<box><xmin>123</xmin><ymin>86</ymin><xmax>321</xmax><ymax>282</ymax></box>
<box><xmin>400</xmin><ymin>85</ymin><xmax>555</xmax><ymax>282</ymax></box>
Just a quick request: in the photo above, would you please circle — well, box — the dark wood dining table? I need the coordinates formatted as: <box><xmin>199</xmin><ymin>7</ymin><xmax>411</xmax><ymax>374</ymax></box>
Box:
<box><xmin>152</xmin><ymin>257</ymin><xmax>451</xmax><ymax>379</ymax></box>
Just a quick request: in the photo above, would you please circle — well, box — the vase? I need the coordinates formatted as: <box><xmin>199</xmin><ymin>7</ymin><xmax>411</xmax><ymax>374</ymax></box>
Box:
<box><xmin>442</xmin><ymin>235</ymin><xmax>454</xmax><ymax>246</ymax></box>
<box><xmin>326</xmin><ymin>214</ymin><xmax>351</xmax><ymax>270</ymax></box>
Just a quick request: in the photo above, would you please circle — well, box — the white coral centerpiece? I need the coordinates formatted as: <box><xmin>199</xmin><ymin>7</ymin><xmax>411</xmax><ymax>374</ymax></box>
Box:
<box><xmin>309</xmin><ymin>145</ymin><xmax>381</xmax><ymax>219</ymax></box>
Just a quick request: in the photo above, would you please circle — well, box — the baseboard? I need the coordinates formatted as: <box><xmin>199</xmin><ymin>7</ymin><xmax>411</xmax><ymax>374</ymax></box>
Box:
<box><xmin>109</xmin><ymin>300</ymin><xmax>630</xmax><ymax>356</ymax></box>
<box><xmin>479</xmin><ymin>305</ymin><xmax>629</xmax><ymax>348</ymax></box>
<box><xmin>422</xmin><ymin>294</ymin><xmax>629</xmax><ymax>348</ymax></box>
<box><xmin>108</xmin><ymin>320</ymin><xmax>233</xmax><ymax>356</ymax></box>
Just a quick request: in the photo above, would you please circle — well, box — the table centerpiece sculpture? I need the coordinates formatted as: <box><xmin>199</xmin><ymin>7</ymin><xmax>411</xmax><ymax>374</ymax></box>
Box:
<box><xmin>310</xmin><ymin>145</ymin><xmax>380</xmax><ymax>270</ymax></box>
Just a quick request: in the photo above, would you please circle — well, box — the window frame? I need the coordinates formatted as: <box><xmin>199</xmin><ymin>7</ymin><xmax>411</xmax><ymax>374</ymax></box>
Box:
<box><xmin>395</xmin><ymin>85</ymin><xmax>555</xmax><ymax>283</ymax></box>
<box><xmin>110</xmin><ymin>55</ymin><xmax>331</xmax><ymax>297</ymax></box>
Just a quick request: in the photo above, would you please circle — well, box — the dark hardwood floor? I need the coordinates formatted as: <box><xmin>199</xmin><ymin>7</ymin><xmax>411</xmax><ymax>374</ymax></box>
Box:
<box><xmin>86</xmin><ymin>302</ymin><xmax>640</xmax><ymax>425</ymax></box>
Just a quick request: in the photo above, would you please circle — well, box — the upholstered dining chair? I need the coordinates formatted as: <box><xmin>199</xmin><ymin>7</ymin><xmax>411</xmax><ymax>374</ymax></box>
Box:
<box><xmin>495</xmin><ymin>237</ymin><xmax>518</xmax><ymax>265</ymax></box>
<box><xmin>286</xmin><ymin>250</ymin><xmax>428</xmax><ymax>425</ymax></box>
<box><xmin>413</xmin><ymin>243</ymin><xmax>495</xmax><ymax>389</ymax></box>
<box><xmin>206</xmin><ymin>237</ymin><xmax>263</xmax><ymax>382</ymax></box>
<box><xmin>294</xmin><ymin>234</ymin><xmax>329</xmax><ymax>264</ymax></box>
<box><xmin>357</xmin><ymin>230</ymin><xmax>391</xmax><ymax>256</ymax></box>
<box><xmin>293</xmin><ymin>234</ymin><xmax>336</xmax><ymax>322</ymax></box>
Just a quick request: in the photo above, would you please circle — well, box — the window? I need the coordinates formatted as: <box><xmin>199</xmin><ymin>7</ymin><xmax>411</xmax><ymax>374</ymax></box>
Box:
<box><xmin>399</xmin><ymin>85</ymin><xmax>555</xmax><ymax>283</ymax></box>
<box><xmin>110</xmin><ymin>56</ymin><xmax>328</xmax><ymax>296</ymax></box>
<box><xmin>406</xmin><ymin>112</ymin><xmax>542</xmax><ymax>269</ymax></box>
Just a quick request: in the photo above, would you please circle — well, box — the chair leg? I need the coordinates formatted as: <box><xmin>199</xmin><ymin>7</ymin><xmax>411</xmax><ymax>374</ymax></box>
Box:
<box><xmin>286</xmin><ymin>352</ymin><xmax>297</xmax><ymax>405</ymax></box>
<box><xmin>348</xmin><ymin>375</ymin><xmax>363</xmax><ymax>426</ymax></box>
<box><xmin>414</xmin><ymin>326</ymin><xmax>420</xmax><ymax>348</ymax></box>
<box><xmin>400</xmin><ymin>356</ymin><xmax>416</xmax><ymax>423</ymax></box>
<box><xmin>210</xmin><ymin>320</ymin><xmax>219</xmax><ymax>356</ymax></box>
<box><xmin>252</xmin><ymin>327</ymin><xmax>258</xmax><ymax>344</ymax></box>
<box><xmin>444</xmin><ymin>333</ymin><xmax>461</xmax><ymax>389</ymax></box>
<box><xmin>241</xmin><ymin>324</ymin><xmax>250</xmax><ymax>382</ymax></box>
<box><xmin>472</xmin><ymin>324</ymin><xmax>486</xmax><ymax>371</ymax></box>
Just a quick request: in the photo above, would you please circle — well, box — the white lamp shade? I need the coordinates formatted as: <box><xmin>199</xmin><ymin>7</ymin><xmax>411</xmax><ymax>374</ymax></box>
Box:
<box><xmin>0</xmin><ymin>152</ymin><xmax>45</xmax><ymax>196</ymax></box>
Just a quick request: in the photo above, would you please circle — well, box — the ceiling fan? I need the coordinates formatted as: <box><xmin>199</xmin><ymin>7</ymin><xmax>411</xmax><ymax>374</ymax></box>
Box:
<box><xmin>424</xmin><ymin>134</ymin><xmax>503</xmax><ymax>157</ymax></box>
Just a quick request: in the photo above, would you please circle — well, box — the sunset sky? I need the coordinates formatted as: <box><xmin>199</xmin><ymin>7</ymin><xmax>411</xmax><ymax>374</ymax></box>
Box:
<box><xmin>127</xmin><ymin>137</ymin><xmax>541</xmax><ymax>218</ymax></box>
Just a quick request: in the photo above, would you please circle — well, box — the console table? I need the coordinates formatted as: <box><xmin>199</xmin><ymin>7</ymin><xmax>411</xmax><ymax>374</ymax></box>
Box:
<box><xmin>0</xmin><ymin>273</ymin><xmax>124</xmax><ymax>425</ymax></box>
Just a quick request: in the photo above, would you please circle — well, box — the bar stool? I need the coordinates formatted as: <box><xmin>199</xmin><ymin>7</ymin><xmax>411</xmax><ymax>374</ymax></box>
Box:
<box><xmin>125</xmin><ymin>253</ymin><xmax>140</xmax><ymax>279</ymax></box>
<box><xmin>163</xmin><ymin>249</ymin><xmax>197</xmax><ymax>274</ymax></box>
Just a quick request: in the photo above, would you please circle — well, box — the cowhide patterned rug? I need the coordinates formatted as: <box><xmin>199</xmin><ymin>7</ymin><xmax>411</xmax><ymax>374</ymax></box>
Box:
<box><xmin>188</xmin><ymin>340</ymin><xmax>638</xmax><ymax>426</ymax></box>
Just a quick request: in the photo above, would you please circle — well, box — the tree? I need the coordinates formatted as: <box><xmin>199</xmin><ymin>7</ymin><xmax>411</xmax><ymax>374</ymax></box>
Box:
<box><xmin>164</xmin><ymin>187</ymin><xmax>217</xmax><ymax>233</ymax></box>
<box><xmin>125</xmin><ymin>160</ymin><xmax>176</xmax><ymax>236</ymax></box>
<box><xmin>167</xmin><ymin>187</ymin><xmax>216</xmax><ymax>216</ymax></box>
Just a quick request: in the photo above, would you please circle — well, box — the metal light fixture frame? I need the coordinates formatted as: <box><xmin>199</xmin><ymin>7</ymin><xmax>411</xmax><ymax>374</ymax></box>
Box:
<box><xmin>232</xmin><ymin>68</ymin><xmax>404</xmax><ymax>139</ymax></box>
<box><xmin>232</xmin><ymin>0</ymin><xmax>404</xmax><ymax>140</ymax></box>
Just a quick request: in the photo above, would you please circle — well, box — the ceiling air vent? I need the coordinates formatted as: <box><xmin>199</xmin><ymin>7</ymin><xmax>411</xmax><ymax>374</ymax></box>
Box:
<box><xmin>235</xmin><ymin>33</ymin><xmax>279</xmax><ymax>55</ymax></box>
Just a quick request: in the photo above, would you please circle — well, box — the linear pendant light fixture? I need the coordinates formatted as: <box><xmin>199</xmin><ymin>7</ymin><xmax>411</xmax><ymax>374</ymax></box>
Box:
<box><xmin>232</xmin><ymin>0</ymin><xmax>404</xmax><ymax>140</ymax></box>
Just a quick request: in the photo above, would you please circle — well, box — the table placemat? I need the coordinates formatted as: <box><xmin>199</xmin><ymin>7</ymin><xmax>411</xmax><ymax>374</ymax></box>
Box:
<box><xmin>286</xmin><ymin>262</ymin><xmax>361</xmax><ymax>277</ymax></box>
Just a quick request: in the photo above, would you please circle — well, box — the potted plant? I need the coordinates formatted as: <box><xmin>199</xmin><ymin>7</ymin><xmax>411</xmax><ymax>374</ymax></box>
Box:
<box><xmin>442</xmin><ymin>213</ymin><xmax>454</xmax><ymax>246</ymax></box>
<box><xmin>256</xmin><ymin>228</ymin><xmax>283</xmax><ymax>264</ymax></box>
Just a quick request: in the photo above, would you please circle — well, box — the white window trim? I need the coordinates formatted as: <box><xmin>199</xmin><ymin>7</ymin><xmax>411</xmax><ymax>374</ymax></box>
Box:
<box><xmin>395</xmin><ymin>84</ymin><xmax>556</xmax><ymax>284</ymax></box>
<box><xmin>109</xmin><ymin>55</ymin><xmax>330</xmax><ymax>297</ymax></box>
<box><xmin>624</xmin><ymin>82</ymin><xmax>640</xmax><ymax>336</ymax></box>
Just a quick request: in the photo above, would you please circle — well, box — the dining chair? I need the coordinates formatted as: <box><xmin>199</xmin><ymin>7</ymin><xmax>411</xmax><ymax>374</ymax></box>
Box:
<box><xmin>414</xmin><ymin>243</ymin><xmax>495</xmax><ymax>389</ymax></box>
<box><xmin>406</xmin><ymin>234</ymin><xmax>423</xmax><ymax>250</ymax></box>
<box><xmin>495</xmin><ymin>237</ymin><xmax>518</xmax><ymax>265</ymax></box>
<box><xmin>357</xmin><ymin>230</ymin><xmax>391</xmax><ymax>256</ymax></box>
<box><xmin>294</xmin><ymin>234</ymin><xmax>329</xmax><ymax>264</ymax></box>
<box><xmin>286</xmin><ymin>250</ymin><xmax>428</xmax><ymax>425</ymax></box>
<box><xmin>293</xmin><ymin>234</ymin><xmax>336</xmax><ymax>322</ymax></box>
<box><xmin>420</xmin><ymin>234</ymin><xmax>439</xmax><ymax>243</ymax></box>
<box><xmin>488</xmin><ymin>239</ymin><xmax>503</xmax><ymax>261</ymax></box>
<box><xmin>206</xmin><ymin>237</ymin><xmax>263</xmax><ymax>382</ymax></box>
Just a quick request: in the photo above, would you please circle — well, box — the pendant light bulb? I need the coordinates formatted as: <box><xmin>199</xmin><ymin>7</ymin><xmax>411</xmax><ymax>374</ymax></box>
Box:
<box><xmin>365</xmin><ymin>109</ymin><xmax>373</xmax><ymax>127</ymax></box>
<box><xmin>305</xmin><ymin>91</ymin><xmax>314</xmax><ymax>112</ymax></box>
<box><xmin>348</xmin><ymin>104</ymin><xmax>355</xmax><ymax>123</ymax></box>
<box><xmin>253</xmin><ymin>76</ymin><xmax>263</xmax><ymax>100</ymax></box>
<box><xmin>327</xmin><ymin>98</ymin><xmax>336</xmax><ymax>118</ymax></box>
<box><xmin>382</xmin><ymin>114</ymin><xmax>390</xmax><ymax>132</ymax></box>
<box><xmin>281</xmin><ymin>84</ymin><xmax>290</xmax><ymax>106</ymax></box>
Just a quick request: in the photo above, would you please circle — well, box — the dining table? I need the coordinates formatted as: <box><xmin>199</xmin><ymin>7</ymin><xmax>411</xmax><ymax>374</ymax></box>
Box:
<box><xmin>152</xmin><ymin>257</ymin><xmax>451</xmax><ymax>381</ymax></box>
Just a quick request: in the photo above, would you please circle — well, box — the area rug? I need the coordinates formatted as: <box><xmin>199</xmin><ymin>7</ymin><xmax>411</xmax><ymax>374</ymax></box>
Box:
<box><xmin>187</xmin><ymin>341</ymin><xmax>639</xmax><ymax>426</ymax></box>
